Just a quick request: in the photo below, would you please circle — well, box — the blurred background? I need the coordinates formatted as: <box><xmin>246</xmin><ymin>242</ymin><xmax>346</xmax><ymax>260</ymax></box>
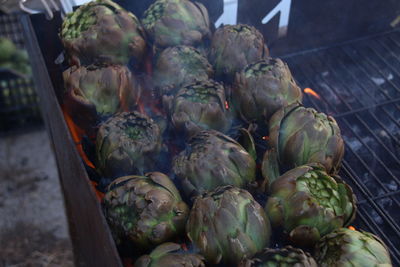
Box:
<box><xmin>0</xmin><ymin>0</ymin><xmax>79</xmax><ymax>266</ymax></box>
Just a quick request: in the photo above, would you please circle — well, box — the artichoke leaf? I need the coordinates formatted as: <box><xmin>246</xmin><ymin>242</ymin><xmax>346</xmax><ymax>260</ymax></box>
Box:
<box><xmin>238</xmin><ymin>128</ymin><xmax>257</xmax><ymax>161</ymax></box>
<box><xmin>261</xmin><ymin>148</ymin><xmax>280</xmax><ymax>192</ymax></box>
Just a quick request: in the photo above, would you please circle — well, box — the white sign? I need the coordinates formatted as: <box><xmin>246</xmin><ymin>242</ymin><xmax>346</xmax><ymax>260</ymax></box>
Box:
<box><xmin>262</xmin><ymin>0</ymin><xmax>292</xmax><ymax>37</ymax></box>
<box><xmin>215</xmin><ymin>0</ymin><xmax>239</xmax><ymax>27</ymax></box>
<box><xmin>215</xmin><ymin>0</ymin><xmax>292</xmax><ymax>38</ymax></box>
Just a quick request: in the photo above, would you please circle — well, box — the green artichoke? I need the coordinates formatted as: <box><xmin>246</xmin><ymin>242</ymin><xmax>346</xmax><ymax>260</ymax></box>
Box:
<box><xmin>239</xmin><ymin>246</ymin><xmax>318</xmax><ymax>267</ymax></box>
<box><xmin>0</xmin><ymin>37</ymin><xmax>31</xmax><ymax>76</ymax></box>
<box><xmin>267</xmin><ymin>103</ymin><xmax>344</xmax><ymax>180</ymax></box>
<box><xmin>103</xmin><ymin>172</ymin><xmax>189</xmax><ymax>248</ymax></box>
<box><xmin>153</xmin><ymin>45</ymin><xmax>213</xmax><ymax>95</ymax></box>
<box><xmin>0</xmin><ymin>37</ymin><xmax>16</xmax><ymax>62</ymax></box>
<box><xmin>60</xmin><ymin>0</ymin><xmax>147</xmax><ymax>66</ymax></box>
<box><xmin>173</xmin><ymin>130</ymin><xmax>256</xmax><ymax>198</ymax></box>
<box><xmin>142</xmin><ymin>0</ymin><xmax>211</xmax><ymax>49</ymax></box>
<box><xmin>315</xmin><ymin>228</ymin><xmax>392</xmax><ymax>267</ymax></box>
<box><xmin>233</xmin><ymin>58</ymin><xmax>303</xmax><ymax>122</ymax></box>
<box><xmin>187</xmin><ymin>186</ymin><xmax>271</xmax><ymax>264</ymax></box>
<box><xmin>63</xmin><ymin>64</ymin><xmax>140</xmax><ymax>134</ymax></box>
<box><xmin>170</xmin><ymin>80</ymin><xmax>230</xmax><ymax>137</ymax></box>
<box><xmin>96</xmin><ymin>111</ymin><xmax>162</xmax><ymax>178</ymax></box>
<box><xmin>266</xmin><ymin>165</ymin><xmax>357</xmax><ymax>247</ymax></box>
<box><xmin>209</xmin><ymin>24</ymin><xmax>269</xmax><ymax>82</ymax></box>
<box><xmin>135</xmin><ymin>242</ymin><xmax>205</xmax><ymax>267</ymax></box>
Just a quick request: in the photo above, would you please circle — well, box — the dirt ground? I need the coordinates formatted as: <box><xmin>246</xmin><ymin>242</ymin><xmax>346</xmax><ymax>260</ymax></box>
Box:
<box><xmin>0</xmin><ymin>129</ymin><xmax>74</xmax><ymax>266</ymax></box>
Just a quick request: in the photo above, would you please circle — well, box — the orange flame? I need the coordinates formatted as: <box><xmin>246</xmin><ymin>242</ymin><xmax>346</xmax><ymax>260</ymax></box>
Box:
<box><xmin>224</xmin><ymin>101</ymin><xmax>229</xmax><ymax>110</ymax></box>
<box><xmin>262</xmin><ymin>136</ymin><xmax>269</xmax><ymax>141</ymax></box>
<box><xmin>181</xmin><ymin>243</ymin><xmax>188</xmax><ymax>251</ymax></box>
<box><xmin>62</xmin><ymin>108</ymin><xmax>95</xmax><ymax>168</ymax></box>
<box><xmin>62</xmin><ymin>107</ymin><xmax>104</xmax><ymax>201</ymax></box>
<box><xmin>348</xmin><ymin>226</ymin><xmax>356</xmax><ymax>231</ymax></box>
<box><xmin>304</xmin><ymin>88</ymin><xmax>321</xmax><ymax>100</ymax></box>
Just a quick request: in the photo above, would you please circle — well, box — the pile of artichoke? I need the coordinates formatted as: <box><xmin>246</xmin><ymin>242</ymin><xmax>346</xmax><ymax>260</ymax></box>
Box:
<box><xmin>0</xmin><ymin>37</ymin><xmax>31</xmax><ymax>76</ymax></box>
<box><xmin>59</xmin><ymin>0</ymin><xmax>393</xmax><ymax>266</ymax></box>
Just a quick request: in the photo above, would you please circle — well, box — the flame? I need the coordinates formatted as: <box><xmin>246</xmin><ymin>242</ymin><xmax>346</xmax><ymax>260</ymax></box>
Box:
<box><xmin>304</xmin><ymin>88</ymin><xmax>321</xmax><ymax>100</ymax></box>
<box><xmin>62</xmin><ymin>108</ymin><xmax>95</xmax><ymax>168</ymax></box>
<box><xmin>262</xmin><ymin>136</ymin><xmax>269</xmax><ymax>141</ymax></box>
<box><xmin>224</xmin><ymin>101</ymin><xmax>229</xmax><ymax>110</ymax></box>
<box><xmin>92</xmin><ymin>182</ymin><xmax>104</xmax><ymax>200</ymax></box>
<box><xmin>62</xmin><ymin>107</ymin><xmax>104</xmax><ymax>201</ymax></box>
<box><xmin>181</xmin><ymin>243</ymin><xmax>188</xmax><ymax>251</ymax></box>
<box><xmin>348</xmin><ymin>226</ymin><xmax>356</xmax><ymax>231</ymax></box>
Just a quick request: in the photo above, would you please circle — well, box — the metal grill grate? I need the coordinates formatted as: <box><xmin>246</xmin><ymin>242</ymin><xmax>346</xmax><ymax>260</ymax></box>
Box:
<box><xmin>284</xmin><ymin>29</ymin><xmax>400</xmax><ymax>265</ymax></box>
<box><xmin>0</xmin><ymin>14</ymin><xmax>42</xmax><ymax>133</ymax></box>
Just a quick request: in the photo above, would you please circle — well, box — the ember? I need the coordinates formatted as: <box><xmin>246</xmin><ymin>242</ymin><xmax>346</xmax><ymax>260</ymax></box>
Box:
<box><xmin>224</xmin><ymin>100</ymin><xmax>229</xmax><ymax>109</ymax></box>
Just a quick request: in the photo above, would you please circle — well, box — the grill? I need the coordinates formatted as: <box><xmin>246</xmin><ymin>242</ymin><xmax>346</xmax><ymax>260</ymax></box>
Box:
<box><xmin>20</xmin><ymin>1</ymin><xmax>400</xmax><ymax>265</ymax></box>
<box><xmin>0</xmin><ymin>14</ymin><xmax>41</xmax><ymax>133</ymax></box>
<box><xmin>284</xmin><ymin>30</ymin><xmax>400</xmax><ymax>265</ymax></box>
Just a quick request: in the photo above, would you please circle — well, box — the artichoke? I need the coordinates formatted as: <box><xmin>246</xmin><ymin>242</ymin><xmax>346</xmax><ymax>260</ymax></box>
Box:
<box><xmin>267</xmin><ymin>103</ymin><xmax>344</xmax><ymax>179</ymax></box>
<box><xmin>315</xmin><ymin>228</ymin><xmax>392</xmax><ymax>267</ymax></box>
<box><xmin>239</xmin><ymin>246</ymin><xmax>318</xmax><ymax>267</ymax></box>
<box><xmin>63</xmin><ymin>64</ymin><xmax>140</xmax><ymax>134</ymax></box>
<box><xmin>170</xmin><ymin>80</ymin><xmax>230</xmax><ymax>137</ymax></box>
<box><xmin>153</xmin><ymin>45</ymin><xmax>213</xmax><ymax>95</ymax></box>
<box><xmin>96</xmin><ymin>111</ymin><xmax>162</xmax><ymax>178</ymax></box>
<box><xmin>173</xmin><ymin>130</ymin><xmax>256</xmax><ymax>198</ymax></box>
<box><xmin>209</xmin><ymin>24</ymin><xmax>269</xmax><ymax>82</ymax></box>
<box><xmin>60</xmin><ymin>0</ymin><xmax>146</xmax><ymax>66</ymax></box>
<box><xmin>103</xmin><ymin>172</ymin><xmax>189</xmax><ymax>248</ymax></box>
<box><xmin>142</xmin><ymin>0</ymin><xmax>211</xmax><ymax>49</ymax></box>
<box><xmin>187</xmin><ymin>186</ymin><xmax>271</xmax><ymax>264</ymax></box>
<box><xmin>135</xmin><ymin>242</ymin><xmax>205</xmax><ymax>267</ymax></box>
<box><xmin>0</xmin><ymin>37</ymin><xmax>16</xmax><ymax>62</ymax></box>
<box><xmin>0</xmin><ymin>37</ymin><xmax>31</xmax><ymax>75</ymax></box>
<box><xmin>233</xmin><ymin>58</ymin><xmax>303</xmax><ymax>123</ymax></box>
<box><xmin>266</xmin><ymin>164</ymin><xmax>357</xmax><ymax>247</ymax></box>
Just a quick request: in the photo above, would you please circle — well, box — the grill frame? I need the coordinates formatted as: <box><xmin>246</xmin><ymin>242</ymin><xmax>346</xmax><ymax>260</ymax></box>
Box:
<box><xmin>285</xmin><ymin>30</ymin><xmax>400</xmax><ymax>265</ymax></box>
<box><xmin>21</xmin><ymin>9</ymin><xmax>400</xmax><ymax>267</ymax></box>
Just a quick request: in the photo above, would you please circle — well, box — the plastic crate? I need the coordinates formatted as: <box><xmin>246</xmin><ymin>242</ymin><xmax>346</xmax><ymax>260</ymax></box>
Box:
<box><xmin>0</xmin><ymin>14</ymin><xmax>41</xmax><ymax>133</ymax></box>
